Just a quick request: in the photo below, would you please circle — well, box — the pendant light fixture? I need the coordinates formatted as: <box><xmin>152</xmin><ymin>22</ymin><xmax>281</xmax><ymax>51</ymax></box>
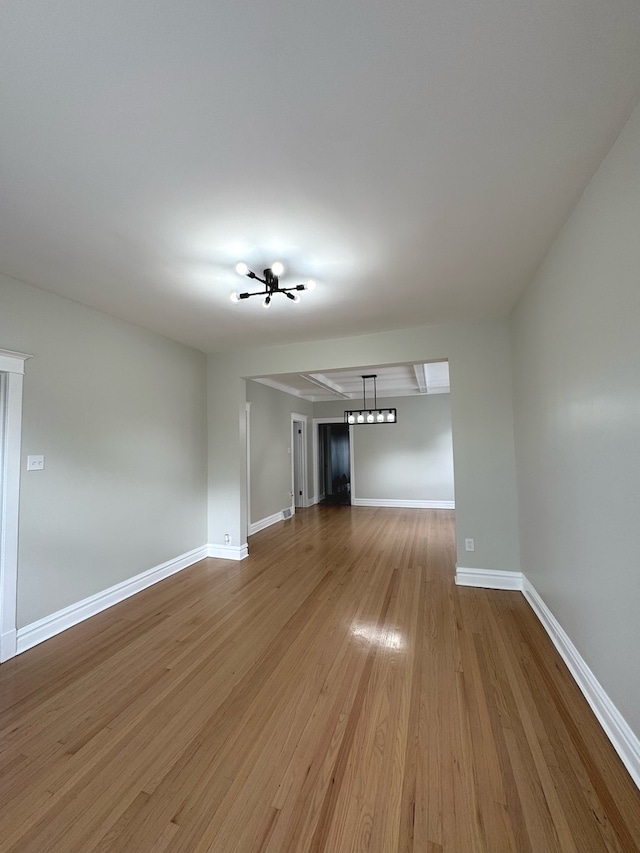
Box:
<box><xmin>344</xmin><ymin>375</ymin><xmax>397</xmax><ymax>425</ymax></box>
<box><xmin>230</xmin><ymin>262</ymin><xmax>316</xmax><ymax>307</ymax></box>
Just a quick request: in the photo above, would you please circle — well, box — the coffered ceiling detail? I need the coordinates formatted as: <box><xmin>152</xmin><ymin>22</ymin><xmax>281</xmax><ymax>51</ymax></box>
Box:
<box><xmin>252</xmin><ymin>362</ymin><xmax>450</xmax><ymax>402</ymax></box>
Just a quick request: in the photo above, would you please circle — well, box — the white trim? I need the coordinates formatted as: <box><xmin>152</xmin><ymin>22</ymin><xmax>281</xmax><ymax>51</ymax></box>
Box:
<box><xmin>454</xmin><ymin>566</ymin><xmax>640</xmax><ymax>789</ymax></box>
<box><xmin>353</xmin><ymin>498</ymin><xmax>455</xmax><ymax>509</ymax></box>
<box><xmin>522</xmin><ymin>577</ymin><xmax>640</xmax><ymax>790</ymax></box>
<box><xmin>251</xmin><ymin>376</ymin><xmax>311</xmax><ymax>400</ymax></box>
<box><xmin>413</xmin><ymin>363</ymin><xmax>428</xmax><ymax>394</ymax></box>
<box><xmin>207</xmin><ymin>542</ymin><xmax>249</xmax><ymax>561</ymax></box>
<box><xmin>455</xmin><ymin>566</ymin><xmax>523</xmax><ymax>590</ymax></box>
<box><xmin>0</xmin><ymin>628</ymin><xmax>17</xmax><ymax>661</ymax></box>
<box><xmin>0</xmin><ymin>349</ymin><xmax>32</xmax><ymax>662</ymax></box>
<box><xmin>246</xmin><ymin>402</ymin><xmax>252</xmax><ymax>531</ymax></box>
<box><xmin>302</xmin><ymin>373</ymin><xmax>350</xmax><ymax>400</ymax></box>
<box><xmin>16</xmin><ymin>545</ymin><xmax>208</xmax><ymax>656</ymax></box>
<box><xmin>291</xmin><ymin>413</ymin><xmax>308</xmax><ymax>512</ymax></box>
<box><xmin>249</xmin><ymin>511</ymin><xmax>285</xmax><ymax>535</ymax></box>
<box><xmin>349</xmin><ymin>422</ymin><xmax>355</xmax><ymax>500</ymax></box>
<box><xmin>0</xmin><ymin>349</ymin><xmax>31</xmax><ymax>374</ymax></box>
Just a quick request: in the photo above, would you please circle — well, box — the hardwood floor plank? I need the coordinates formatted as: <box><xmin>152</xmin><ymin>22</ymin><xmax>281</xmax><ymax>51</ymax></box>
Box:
<box><xmin>0</xmin><ymin>507</ymin><xmax>639</xmax><ymax>852</ymax></box>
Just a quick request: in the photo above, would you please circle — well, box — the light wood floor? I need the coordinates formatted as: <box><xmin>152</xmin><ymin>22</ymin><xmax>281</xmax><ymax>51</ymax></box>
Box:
<box><xmin>1</xmin><ymin>507</ymin><xmax>639</xmax><ymax>852</ymax></box>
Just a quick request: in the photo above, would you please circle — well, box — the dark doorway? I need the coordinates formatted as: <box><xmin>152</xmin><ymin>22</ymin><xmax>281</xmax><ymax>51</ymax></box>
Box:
<box><xmin>318</xmin><ymin>423</ymin><xmax>351</xmax><ymax>505</ymax></box>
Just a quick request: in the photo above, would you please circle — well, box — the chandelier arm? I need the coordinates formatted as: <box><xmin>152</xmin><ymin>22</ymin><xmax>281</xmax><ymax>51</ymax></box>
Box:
<box><xmin>247</xmin><ymin>270</ymin><xmax>307</xmax><ymax>293</ymax></box>
<box><xmin>234</xmin><ymin>264</ymin><xmax>314</xmax><ymax>301</ymax></box>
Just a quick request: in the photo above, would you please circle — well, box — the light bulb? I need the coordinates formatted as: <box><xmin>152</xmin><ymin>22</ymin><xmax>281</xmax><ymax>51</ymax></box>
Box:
<box><xmin>236</xmin><ymin>262</ymin><xmax>249</xmax><ymax>276</ymax></box>
<box><xmin>387</xmin><ymin>411</ymin><xmax>395</xmax><ymax>422</ymax></box>
<box><xmin>271</xmin><ymin>261</ymin><xmax>284</xmax><ymax>277</ymax></box>
<box><xmin>347</xmin><ymin>414</ymin><xmax>355</xmax><ymax>424</ymax></box>
<box><xmin>263</xmin><ymin>295</ymin><xmax>271</xmax><ymax>308</ymax></box>
<box><xmin>230</xmin><ymin>292</ymin><xmax>240</xmax><ymax>303</ymax></box>
<box><xmin>292</xmin><ymin>292</ymin><xmax>300</xmax><ymax>303</ymax></box>
<box><xmin>367</xmin><ymin>412</ymin><xmax>374</xmax><ymax>423</ymax></box>
<box><xmin>377</xmin><ymin>412</ymin><xmax>384</xmax><ymax>422</ymax></box>
<box><xmin>357</xmin><ymin>412</ymin><xmax>364</xmax><ymax>423</ymax></box>
<box><xmin>304</xmin><ymin>279</ymin><xmax>316</xmax><ymax>291</ymax></box>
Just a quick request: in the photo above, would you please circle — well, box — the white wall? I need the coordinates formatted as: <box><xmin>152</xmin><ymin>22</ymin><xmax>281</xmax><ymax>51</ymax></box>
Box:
<box><xmin>313</xmin><ymin>393</ymin><xmax>454</xmax><ymax>504</ymax></box>
<box><xmin>246</xmin><ymin>381</ymin><xmax>313</xmax><ymax>523</ymax></box>
<box><xmin>207</xmin><ymin>319</ymin><xmax>520</xmax><ymax>575</ymax></box>
<box><xmin>511</xmin><ymin>102</ymin><xmax>640</xmax><ymax>736</ymax></box>
<box><xmin>0</xmin><ymin>274</ymin><xmax>208</xmax><ymax>627</ymax></box>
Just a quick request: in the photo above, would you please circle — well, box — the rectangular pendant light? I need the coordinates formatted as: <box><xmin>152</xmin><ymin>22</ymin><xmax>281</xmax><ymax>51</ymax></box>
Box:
<box><xmin>344</xmin><ymin>375</ymin><xmax>397</xmax><ymax>425</ymax></box>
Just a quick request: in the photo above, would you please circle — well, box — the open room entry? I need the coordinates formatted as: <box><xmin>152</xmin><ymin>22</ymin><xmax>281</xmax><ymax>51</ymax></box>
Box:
<box><xmin>246</xmin><ymin>361</ymin><xmax>456</xmax><ymax>542</ymax></box>
<box><xmin>317</xmin><ymin>421</ymin><xmax>352</xmax><ymax>505</ymax></box>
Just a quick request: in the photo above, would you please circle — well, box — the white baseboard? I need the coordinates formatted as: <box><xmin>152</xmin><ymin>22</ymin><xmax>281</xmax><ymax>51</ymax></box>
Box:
<box><xmin>207</xmin><ymin>542</ymin><xmax>249</xmax><ymax>560</ymax></box>
<box><xmin>455</xmin><ymin>566</ymin><xmax>640</xmax><ymax>790</ymax></box>
<box><xmin>353</xmin><ymin>498</ymin><xmax>455</xmax><ymax>509</ymax></box>
<box><xmin>0</xmin><ymin>629</ymin><xmax>17</xmax><ymax>663</ymax></box>
<box><xmin>249</xmin><ymin>512</ymin><xmax>284</xmax><ymax>536</ymax></box>
<box><xmin>245</xmin><ymin>498</ymin><xmax>317</xmax><ymax>536</ymax></box>
<box><xmin>522</xmin><ymin>577</ymin><xmax>640</xmax><ymax>790</ymax></box>
<box><xmin>455</xmin><ymin>567</ymin><xmax>523</xmax><ymax>590</ymax></box>
<box><xmin>16</xmin><ymin>545</ymin><xmax>209</xmax><ymax>657</ymax></box>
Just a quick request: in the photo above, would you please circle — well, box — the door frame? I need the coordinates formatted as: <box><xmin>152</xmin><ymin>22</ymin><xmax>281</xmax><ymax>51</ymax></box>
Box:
<box><xmin>312</xmin><ymin>417</ymin><xmax>355</xmax><ymax>506</ymax></box>
<box><xmin>290</xmin><ymin>413</ymin><xmax>308</xmax><ymax>512</ymax></box>
<box><xmin>0</xmin><ymin>349</ymin><xmax>31</xmax><ymax>662</ymax></box>
<box><xmin>245</xmin><ymin>402</ymin><xmax>252</xmax><ymax>529</ymax></box>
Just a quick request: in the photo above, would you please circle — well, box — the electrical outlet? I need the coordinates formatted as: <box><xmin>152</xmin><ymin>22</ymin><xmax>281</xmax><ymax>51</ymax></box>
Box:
<box><xmin>27</xmin><ymin>455</ymin><xmax>45</xmax><ymax>471</ymax></box>
<box><xmin>465</xmin><ymin>538</ymin><xmax>475</xmax><ymax>552</ymax></box>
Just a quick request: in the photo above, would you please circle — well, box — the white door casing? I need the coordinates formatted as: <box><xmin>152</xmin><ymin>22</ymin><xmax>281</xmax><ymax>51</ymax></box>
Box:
<box><xmin>0</xmin><ymin>349</ymin><xmax>31</xmax><ymax>662</ymax></box>
<box><xmin>290</xmin><ymin>413</ymin><xmax>308</xmax><ymax>511</ymax></box>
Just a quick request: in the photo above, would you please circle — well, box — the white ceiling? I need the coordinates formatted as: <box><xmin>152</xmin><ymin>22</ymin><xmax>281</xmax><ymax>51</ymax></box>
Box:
<box><xmin>2</xmin><ymin>1</ymin><xmax>640</xmax><ymax>353</ymax></box>
<box><xmin>253</xmin><ymin>362</ymin><xmax>450</xmax><ymax>403</ymax></box>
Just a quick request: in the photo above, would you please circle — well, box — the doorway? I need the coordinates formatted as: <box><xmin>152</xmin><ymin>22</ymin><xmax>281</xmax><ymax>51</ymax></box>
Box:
<box><xmin>318</xmin><ymin>422</ymin><xmax>351</xmax><ymax>505</ymax></box>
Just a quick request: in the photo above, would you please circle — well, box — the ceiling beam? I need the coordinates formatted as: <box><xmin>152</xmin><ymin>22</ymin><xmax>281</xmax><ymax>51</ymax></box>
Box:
<box><xmin>303</xmin><ymin>373</ymin><xmax>351</xmax><ymax>399</ymax></box>
<box><xmin>413</xmin><ymin>363</ymin><xmax>428</xmax><ymax>394</ymax></box>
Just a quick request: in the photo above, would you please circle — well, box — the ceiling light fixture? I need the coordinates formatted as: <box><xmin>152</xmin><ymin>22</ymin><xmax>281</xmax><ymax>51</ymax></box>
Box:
<box><xmin>344</xmin><ymin>375</ymin><xmax>397</xmax><ymax>425</ymax></box>
<box><xmin>230</xmin><ymin>262</ymin><xmax>316</xmax><ymax>307</ymax></box>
